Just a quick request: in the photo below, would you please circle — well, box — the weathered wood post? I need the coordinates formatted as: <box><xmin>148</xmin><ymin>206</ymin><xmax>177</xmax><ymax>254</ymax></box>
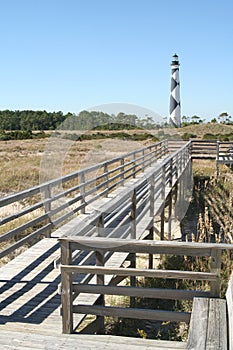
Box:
<box><xmin>148</xmin><ymin>174</ymin><xmax>155</xmax><ymax>268</ymax></box>
<box><xmin>130</xmin><ymin>189</ymin><xmax>137</xmax><ymax>307</ymax></box>
<box><xmin>79</xmin><ymin>172</ymin><xmax>86</xmax><ymax>214</ymax></box>
<box><xmin>96</xmin><ymin>214</ymin><xmax>105</xmax><ymax>333</ymax></box>
<box><xmin>120</xmin><ymin>157</ymin><xmax>125</xmax><ymax>186</ymax></box>
<box><xmin>149</xmin><ymin>145</ymin><xmax>154</xmax><ymax>166</ymax></box>
<box><xmin>142</xmin><ymin>149</ymin><xmax>145</xmax><ymax>171</ymax></box>
<box><xmin>44</xmin><ymin>184</ymin><xmax>52</xmax><ymax>237</ymax></box>
<box><xmin>216</xmin><ymin>141</ymin><xmax>220</xmax><ymax>177</ymax></box>
<box><xmin>210</xmin><ymin>248</ymin><xmax>221</xmax><ymax>297</ymax></box>
<box><xmin>160</xmin><ymin>165</ymin><xmax>166</xmax><ymax>240</ymax></box>
<box><xmin>174</xmin><ymin>154</ymin><xmax>179</xmax><ymax>219</ymax></box>
<box><xmin>61</xmin><ymin>240</ymin><xmax>73</xmax><ymax>333</ymax></box>
<box><xmin>104</xmin><ymin>163</ymin><xmax>109</xmax><ymax>197</ymax></box>
<box><xmin>179</xmin><ymin>151</ymin><xmax>183</xmax><ymax>176</ymax></box>
<box><xmin>150</xmin><ymin>174</ymin><xmax>155</xmax><ymax>218</ymax></box>
<box><xmin>133</xmin><ymin>152</ymin><xmax>136</xmax><ymax>178</ymax></box>
<box><xmin>131</xmin><ymin>189</ymin><xmax>137</xmax><ymax>239</ymax></box>
<box><xmin>167</xmin><ymin>159</ymin><xmax>173</xmax><ymax>240</ymax></box>
<box><xmin>165</xmin><ymin>139</ymin><xmax>169</xmax><ymax>155</ymax></box>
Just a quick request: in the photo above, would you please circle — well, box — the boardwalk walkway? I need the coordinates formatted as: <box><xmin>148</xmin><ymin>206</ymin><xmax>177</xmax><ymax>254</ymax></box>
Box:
<box><xmin>0</xmin><ymin>238</ymin><xmax>62</xmax><ymax>335</ymax></box>
<box><xmin>0</xmin><ymin>141</ymin><xmax>231</xmax><ymax>350</ymax></box>
<box><xmin>0</xmin><ymin>146</ymin><xmax>187</xmax><ymax>349</ymax></box>
<box><xmin>0</xmin><ymin>240</ymin><xmax>187</xmax><ymax>349</ymax></box>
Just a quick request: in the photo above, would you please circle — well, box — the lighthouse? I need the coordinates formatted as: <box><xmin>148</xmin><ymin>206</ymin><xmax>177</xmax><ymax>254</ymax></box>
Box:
<box><xmin>169</xmin><ymin>54</ymin><xmax>181</xmax><ymax>127</ymax></box>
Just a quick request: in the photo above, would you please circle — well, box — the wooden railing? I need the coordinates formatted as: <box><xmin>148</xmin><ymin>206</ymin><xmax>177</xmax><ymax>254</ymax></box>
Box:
<box><xmin>217</xmin><ymin>141</ymin><xmax>233</xmax><ymax>157</ymax></box>
<box><xmin>60</xmin><ymin>236</ymin><xmax>233</xmax><ymax>334</ymax></box>
<box><xmin>216</xmin><ymin>141</ymin><xmax>233</xmax><ymax>175</ymax></box>
<box><xmin>57</xmin><ymin>142</ymin><xmax>192</xmax><ymax>333</ymax></box>
<box><xmin>190</xmin><ymin>140</ymin><xmax>217</xmax><ymax>159</ymax></box>
<box><xmin>58</xmin><ymin>141</ymin><xmax>191</xmax><ymax>240</ymax></box>
<box><xmin>0</xmin><ymin>140</ymin><xmax>168</xmax><ymax>260</ymax></box>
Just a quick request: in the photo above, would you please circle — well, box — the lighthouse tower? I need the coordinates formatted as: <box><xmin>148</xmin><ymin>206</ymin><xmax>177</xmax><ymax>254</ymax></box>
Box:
<box><xmin>169</xmin><ymin>54</ymin><xmax>181</xmax><ymax>127</ymax></box>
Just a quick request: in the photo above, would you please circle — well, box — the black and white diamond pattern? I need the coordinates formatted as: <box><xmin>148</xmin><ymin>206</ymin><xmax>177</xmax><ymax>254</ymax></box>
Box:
<box><xmin>169</xmin><ymin>54</ymin><xmax>181</xmax><ymax>127</ymax></box>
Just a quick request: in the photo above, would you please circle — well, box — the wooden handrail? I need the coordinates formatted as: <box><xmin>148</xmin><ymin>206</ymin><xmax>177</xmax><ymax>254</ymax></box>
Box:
<box><xmin>0</xmin><ymin>140</ymin><xmax>169</xmax><ymax>259</ymax></box>
<box><xmin>60</xmin><ymin>236</ymin><xmax>233</xmax><ymax>333</ymax></box>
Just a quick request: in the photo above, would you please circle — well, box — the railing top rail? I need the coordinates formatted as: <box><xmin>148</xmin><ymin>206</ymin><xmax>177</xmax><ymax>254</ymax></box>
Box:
<box><xmin>217</xmin><ymin>141</ymin><xmax>233</xmax><ymax>144</ymax></box>
<box><xmin>0</xmin><ymin>140</ymin><xmax>167</xmax><ymax>208</ymax></box>
<box><xmin>59</xmin><ymin>236</ymin><xmax>233</xmax><ymax>251</ymax></box>
<box><xmin>190</xmin><ymin>139</ymin><xmax>217</xmax><ymax>143</ymax></box>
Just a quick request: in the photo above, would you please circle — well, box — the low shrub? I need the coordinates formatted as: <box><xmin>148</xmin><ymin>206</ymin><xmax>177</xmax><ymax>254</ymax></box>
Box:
<box><xmin>182</xmin><ymin>133</ymin><xmax>197</xmax><ymax>141</ymax></box>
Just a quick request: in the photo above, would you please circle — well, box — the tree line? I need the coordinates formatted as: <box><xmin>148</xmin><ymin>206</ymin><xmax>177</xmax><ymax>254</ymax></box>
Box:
<box><xmin>0</xmin><ymin>110</ymin><xmax>66</xmax><ymax>131</ymax></box>
<box><xmin>0</xmin><ymin>110</ymin><xmax>164</xmax><ymax>132</ymax></box>
<box><xmin>182</xmin><ymin>112</ymin><xmax>232</xmax><ymax>126</ymax></box>
<box><xmin>0</xmin><ymin>109</ymin><xmax>231</xmax><ymax>133</ymax></box>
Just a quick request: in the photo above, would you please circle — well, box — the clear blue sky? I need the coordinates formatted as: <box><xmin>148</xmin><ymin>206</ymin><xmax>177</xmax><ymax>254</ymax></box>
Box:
<box><xmin>0</xmin><ymin>0</ymin><xmax>232</xmax><ymax>121</ymax></box>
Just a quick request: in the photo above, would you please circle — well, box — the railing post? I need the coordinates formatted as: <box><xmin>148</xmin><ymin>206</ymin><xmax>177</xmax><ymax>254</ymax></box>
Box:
<box><xmin>174</xmin><ymin>154</ymin><xmax>178</xmax><ymax>180</ymax></box>
<box><xmin>131</xmin><ymin>189</ymin><xmax>137</xmax><ymax>239</ymax></box>
<box><xmin>61</xmin><ymin>240</ymin><xmax>73</xmax><ymax>334</ymax></box>
<box><xmin>179</xmin><ymin>152</ymin><xmax>183</xmax><ymax>175</ymax></box>
<box><xmin>155</xmin><ymin>144</ymin><xmax>158</xmax><ymax>161</ymax></box>
<box><xmin>133</xmin><ymin>152</ymin><xmax>136</xmax><ymax>178</ymax></box>
<box><xmin>165</xmin><ymin>139</ymin><xmax>169</xmax><ymax>155</ymax></box>
<box><xmin>169</xmin><ymin>159</ymin><xmax>173</xmax><ymax>188</ymax></box>
<box><xmin>95</xmin><ymin>249</ymin><xmax>105</xmax><ymax>333</ymax></box>
<box><xmin>167</xmin><ymin>192</ymin><xmax>172</xmax><ymax>240</ymax></box>
<box><xmin>121</xmin><ymin>158</ymin><xmax>125</xmax><ymax>185</ymax></box>
<box><xmin>130</xmin><ymin>189</ymin><xmax>137</xmax><ymax>307</ymax></box>
<box><xmin>44</xmin><ymin>185</ymin><xmax>52</xmax><ymax>237</ymax></box>
<box><xmin>160</xmin><ymin>208</ymin><xmax>165</xmax><ymax>241</ymax></box>
<box><xmin>184</xmin><ymin>147</ymin><xmax>187</xmax><ymax>167</ymax></box>
<box><xmin>149</xmin><ymin>145</ymin><xmax>153</xmax><ymax>166</ymax></box>
<box><xmin>79</xmin><ymin>172</ymin><xmax>86</xmax><ymax>214</ymax></box>
<box><xmin>148</xmin><ymin>226</ymin><xmax>154</xmax><ymax>269</ymax></box>
<box><xmin>216</xmin><ymin>141</ymin><xmax>220</xmax><ymax>177</ymax></box>
<box><xmin>96</xmin><ymin>214</ymin><xmax>105</xmax><ymax>333</ymax></box>
<box><xmin>104</xmin><ymin>163</ymin><xmax>109</xmax><ymax>197</ymax></box>
<box><xmin>161</xmin><ymin>165</ymin><xmax>166</xmax><ymax>200</ymax></box>
<box><xmin>210</xmin><ymin>248</ymin><xmax>221</xmax><ymax>297</ymax></box>
<box><xmin>150</xmin><ymin>174</ymin><xmax>155</xmax><ymax>217</ymax></box>
<box><xmin>189</xmin><ymin>140</ymin><xmax>193</xmax><ymax>159</ymax></box>
<box><xmin>142</xmin><ymin>149</ymin><xmax>145</xmax><ymax>171</ymax></box>
<box><xmin>97</xmin><ymin>214</ymin><xmax>105</xmax><ymax>238</ymax></box>
<box><xmin>161</xmin><ymin>141</ymin><xmax>165</xmax><ymax>157</ymax></box>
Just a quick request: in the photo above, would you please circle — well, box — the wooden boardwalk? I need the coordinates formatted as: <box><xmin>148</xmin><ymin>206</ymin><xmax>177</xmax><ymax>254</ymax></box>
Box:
<box><xmin>0</xmin><ymin>330</ymin><xmax>186</xmax><ymax>349</ymax></box>
<box><xmin>0</xmin><ymin>239</ymin><xmax>187</xmax><ymax>349</ymax></box>
<box><xmin>0</xmin><ymin>141</ymin><xmax>192</xmax><ymax>348</ymax></box>
<box><xmin>1</xmin><ymin>140</ymin><xmax>232</xmax><ymax>349</ymax></box>
<box><xmin>0</xmin><ymin>238</ymin><xmax>62</xmax><ymax>335</ymax></box>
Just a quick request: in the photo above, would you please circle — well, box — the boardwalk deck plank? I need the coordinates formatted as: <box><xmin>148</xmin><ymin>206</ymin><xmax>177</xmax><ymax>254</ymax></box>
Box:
<box><xmin>0</xmin><ymin>330</ymin><xmax>187</xmax><ymax>349</ymax></box>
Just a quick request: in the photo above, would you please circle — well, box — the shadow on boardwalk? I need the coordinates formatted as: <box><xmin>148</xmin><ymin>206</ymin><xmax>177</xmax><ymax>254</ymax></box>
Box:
<box><xmin>0</xmin><ymin>240</ymin><xmax>62</xmax><ymax>329</ymax></box>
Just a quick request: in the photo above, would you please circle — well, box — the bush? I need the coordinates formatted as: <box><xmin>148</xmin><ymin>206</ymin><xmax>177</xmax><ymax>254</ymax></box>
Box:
<box><xmin>202</xmin><ymin>133</ymin><xmax>218</xmax><ymax>140</ymax></box>
<box><xmin>33</xmin><ymin>131</ymin><xmax>49</xmax><ymax>139</ymax></box>
<box><xmin>202</xmin><ymin>133</ymin><xmax>233</xmax><ymax>141</ymax></box>
<box><xmin>182</xmin><ymin>133</ymin><xmax>197</xmax><ymax>141</ymax></box>
<box><xmin>61</xmin><ymin>133</ymin><xmax>81</xmax><ymax>141</ymax></box>
<box><xmin>0</xmin><ymin>130</ymin><xmax>33</xmax><ymax>140</ymax></box>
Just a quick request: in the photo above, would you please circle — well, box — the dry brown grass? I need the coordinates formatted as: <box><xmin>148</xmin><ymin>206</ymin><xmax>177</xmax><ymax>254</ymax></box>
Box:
<box><xmin>192</xmin><ymin>159</ymin><xmax>216</xmax><ymax>177</ymax></box>
<box><xmin>178</xmin><ymin>123</ymin><xmax>233</xmax><ymax>138</ymax></box>
<box><xmin>0</xmin><ymin>137</ymin><xmax>150</xmax><ymax>194</ymax></box>
<box><xmin>1</xmin><ymin>124</ymin><xmax>232</xmax><ymax>194</ymax></box>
